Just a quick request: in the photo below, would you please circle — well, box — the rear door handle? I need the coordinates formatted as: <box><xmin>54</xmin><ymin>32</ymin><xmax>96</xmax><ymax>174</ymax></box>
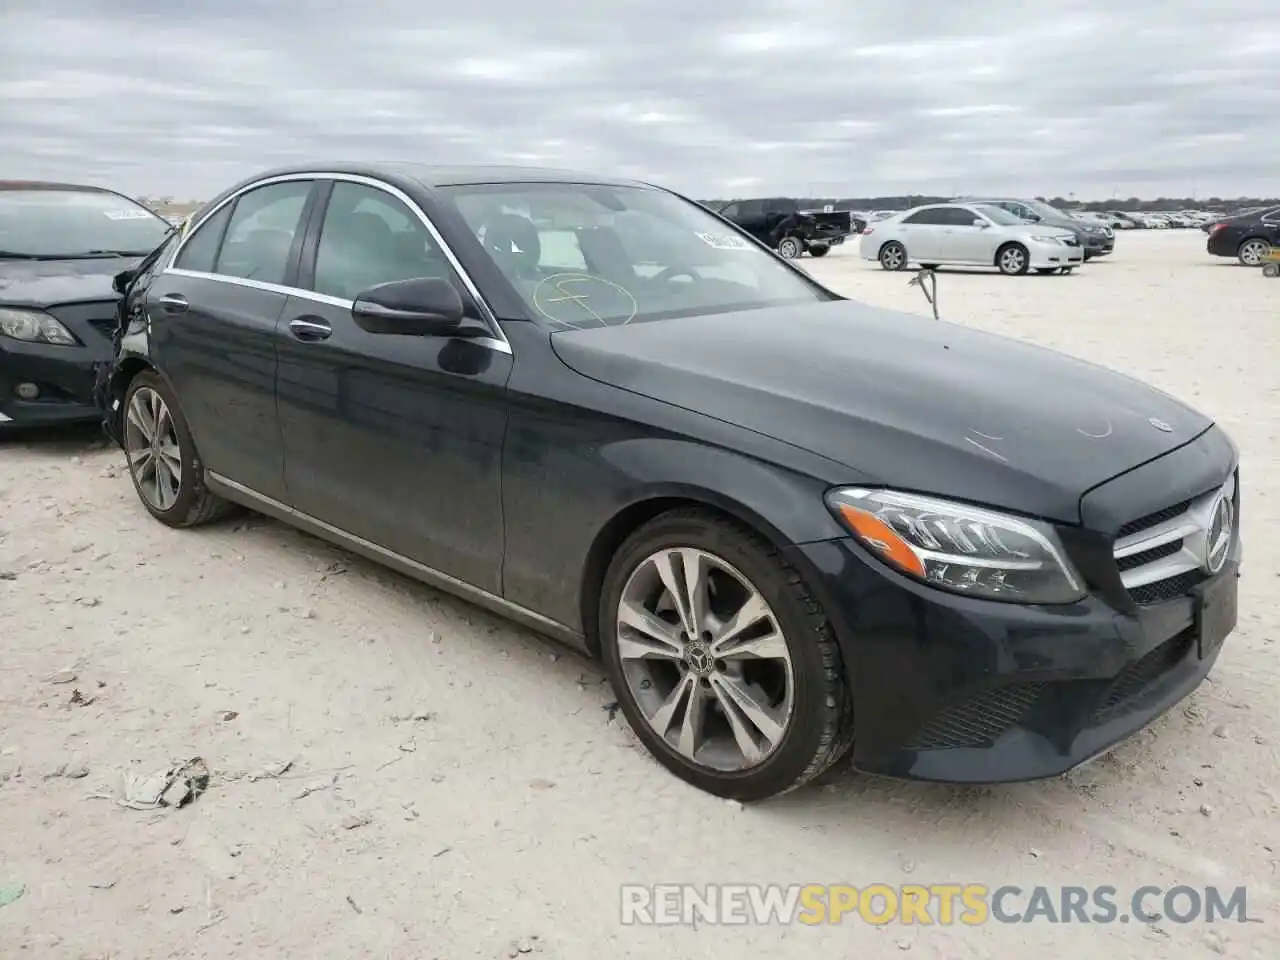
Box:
<box><xmin>289</xmin><ymin>317</ymin><xmax>332</xmax><ymax>342</ymax></box>
<box><xmin>157</xmin><ymin>293</ymin><xmax>188</xmax><ymax>313</ymax></box>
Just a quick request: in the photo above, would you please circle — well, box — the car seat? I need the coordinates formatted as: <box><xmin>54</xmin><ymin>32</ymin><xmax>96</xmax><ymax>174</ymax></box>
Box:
<box><xmin>481</xmin><ymin>213</ymin><xmax>542</xmax><ymax>281</ymax></box>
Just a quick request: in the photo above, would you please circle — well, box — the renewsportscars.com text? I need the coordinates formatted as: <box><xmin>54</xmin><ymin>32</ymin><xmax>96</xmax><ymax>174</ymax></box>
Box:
<box><xmin>620</xmin><ymin>883</ymin><xmax>1251</xmax><ymax>926</ymax></box>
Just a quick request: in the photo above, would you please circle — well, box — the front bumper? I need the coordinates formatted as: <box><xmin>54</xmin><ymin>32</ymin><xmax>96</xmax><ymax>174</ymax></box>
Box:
<box><xmin>789</xmin><ymin>431</ymin><xmax>1240</xmax><ymax>783</ymax></box>
<box><xmin>1026</xmin><ymin>239</ymin><xmax>1085</xmax><ymax>269</ymax></box>
<box><xmin>0</xmin><ymin>332</ymin><xmax>110</xmax><ymax>427</ymax></box>
<box><xmin>792</xmin><ymin>537</ymin><xmax>1238</xmax><ymax>783</ymax></box>
<box><xmin>1083</xmin><ymin>234</ymin><xmax>1115</xmax><ymax>256</ymax></box>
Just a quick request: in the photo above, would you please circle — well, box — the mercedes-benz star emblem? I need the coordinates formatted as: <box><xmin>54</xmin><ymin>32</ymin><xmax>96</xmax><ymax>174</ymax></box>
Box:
<box><xmin>1148</xmin><ymin>417</ymin><xmax>1173</xmax><ymax>433</ymax></box>
<box><xmin>1203</xmin><ymin>493</ymin><xmax>1234</xmax><ymax>574</ymax></box>
<box><xmin>685</xmin><ymin>642</ymin><xmax>714</xmax><ymax>677</ymax></box>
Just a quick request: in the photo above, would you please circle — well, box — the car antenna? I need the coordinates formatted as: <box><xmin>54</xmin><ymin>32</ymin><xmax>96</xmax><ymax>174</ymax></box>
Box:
<box><xmin>908</xmin><ymin>266</ymin><xmax>940</xmax><ymax>320</ymax></box>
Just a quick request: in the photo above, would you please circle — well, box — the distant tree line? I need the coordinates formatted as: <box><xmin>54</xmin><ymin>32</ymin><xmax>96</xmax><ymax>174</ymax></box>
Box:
<box><xmin>701</xmin><ymin>195</ymin><xmax>1279</xmax><ymax>212</ymax></box>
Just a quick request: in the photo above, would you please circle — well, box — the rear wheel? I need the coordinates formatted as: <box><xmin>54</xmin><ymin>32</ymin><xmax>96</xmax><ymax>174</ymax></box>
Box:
<box><xmin>878</xmin><ymin>241</ymin><xmax>907</xmax><ymax>271</ymax></box>
<box><xmin>598</xmin><ymin>510</ymin><xmax>854</xmax><ymax>801</ymax></box>
<box><xmin>1263</xmin><ymin>262</ymin><xmax>1279</xmax><ymax>278</ymax></box>
<box><xmin>996</xmin><ymin>243</ymin><xmax>1030</xmax><ymax>276</ymax></box>
<box><xmin>123</xmin><ymin>372</ymin><xmax>232</xmax><ymax>528</ymax></box>
<box><xmin>1238</xmin><ymin>237</ymin><xmax>1270</xmax><ymax>266</ymax></box>
<box><xmin>777</xmin><ymin>236</ymin><xmax>803</xmax><ymax>259</ymax></box>
<box><xmin>808</xmin><ymin>244</ymin><xmax>830</xmax><ymax>258</ymax></box>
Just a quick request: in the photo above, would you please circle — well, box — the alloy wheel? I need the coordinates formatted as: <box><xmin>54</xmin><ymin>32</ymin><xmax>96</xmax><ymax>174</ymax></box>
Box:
<box><xmin>880</xmin><ymin>245</ymin><xmax>905</xmax><ymax>270</ymax></box>
<box><xmin>124</xmin><ymin>386</ymin><xmax>183</xmax><ymax>511</ymax></box>
<box><xmin>615</xmin><ymin>548</ymin><xmax>795</xmax><ymax>772</ymax></box>
<box><xmin>778</xmin><ymin>238</ymin><xmax>801</xmax><ymax>259</ymax></box>
<box><xmin>1240</xmin><ymin>239</ymin><xmax>1269</xmax><ymax>266</ymax></box>
<box><xmin>999</xmin><ymin>246</ymin><xmax>1027</xmax><ymax>274</ymax></box>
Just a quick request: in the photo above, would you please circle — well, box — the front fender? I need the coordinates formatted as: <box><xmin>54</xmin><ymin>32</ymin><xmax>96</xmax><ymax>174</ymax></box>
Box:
<box><xmin>500</xmin><ymin>427</ymin><xmax>852</xmax><ymax>640</ymax></box>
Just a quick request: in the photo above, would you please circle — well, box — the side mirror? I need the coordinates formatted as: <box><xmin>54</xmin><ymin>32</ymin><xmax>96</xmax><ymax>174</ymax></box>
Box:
<box><xmin>972</xmin><ymin>218</ymin><xmax>989</xmax><ymax>228</ymax></box>
<box><xmin>1024</xmin><ymin>212</ymin><xmax>1042</xmax><ymax>222</ymax></box>
<box><xmin>351</xmin><ymin>277</ymin><xmax>465</xmax><ymax>337</ymax></box>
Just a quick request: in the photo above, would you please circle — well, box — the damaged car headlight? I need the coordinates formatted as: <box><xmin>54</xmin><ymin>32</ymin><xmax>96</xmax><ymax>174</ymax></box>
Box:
<box><xmin>826</xmin><ymin>487</ymin><xmax>1085</xmax><ymax>604</ymax></box>
<box><xmin>0</xmin><ymin>307</ymin><xmax>77</xmax><ymax>346</ymax></box>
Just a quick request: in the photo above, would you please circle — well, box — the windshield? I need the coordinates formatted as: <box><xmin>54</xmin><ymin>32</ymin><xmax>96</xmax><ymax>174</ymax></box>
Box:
<box><xmin>0</xmin><ymin>188</ymin><xmax>172</xmax><ymax>259</ymax></box>
<box><xmin>437</xmin><ymin>182</ymin><xmax>834</xmax><ymax>328</ymax></box>
<box><xmin>1029</xmin><ymin>201</ymin><xmax>1071</xmax><ymax>220</ymax></box>
<box><xmin>974</xmin><ymin>204</ymin><xmax>1024</xmax><ymax>226</ymax></box>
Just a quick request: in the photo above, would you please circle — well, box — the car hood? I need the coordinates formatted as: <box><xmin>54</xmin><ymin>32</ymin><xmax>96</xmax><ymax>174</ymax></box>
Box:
<box><xmin>0</xmin><ymin>257</ymin><xmax>135</xmax><ymax>307</ymax></box>
<box><xmin>549</xmin><ymin>301</ymin><xmax>1212</xmax><ymax>524</ymax></box>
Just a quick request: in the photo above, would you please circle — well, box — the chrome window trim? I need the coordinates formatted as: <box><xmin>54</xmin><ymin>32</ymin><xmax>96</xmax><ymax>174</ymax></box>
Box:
<box><xmin>162</xmin><ymin>171</ymin><xmax>511</xmax><ymax>353</ymax></box>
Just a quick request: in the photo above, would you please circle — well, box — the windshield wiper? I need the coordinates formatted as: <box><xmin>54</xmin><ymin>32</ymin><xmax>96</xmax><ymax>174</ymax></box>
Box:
<box><xmin>0</xmin><ymin>250</ymin><xmax>54</xmax><ymax>260</ymax></box>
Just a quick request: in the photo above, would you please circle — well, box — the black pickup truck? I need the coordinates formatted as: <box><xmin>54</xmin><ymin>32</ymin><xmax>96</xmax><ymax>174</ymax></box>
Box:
<box><xmin>714</xmin><ymin>197</ymin><xmax>853</xmax><ymax>258</ymax></box>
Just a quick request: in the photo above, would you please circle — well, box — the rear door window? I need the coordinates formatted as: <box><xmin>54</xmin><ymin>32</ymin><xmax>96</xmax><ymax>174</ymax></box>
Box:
<box><xmin>212</xmin><ymin>181</ymin><xmax>314</xmax><ymax>285</ymax></box>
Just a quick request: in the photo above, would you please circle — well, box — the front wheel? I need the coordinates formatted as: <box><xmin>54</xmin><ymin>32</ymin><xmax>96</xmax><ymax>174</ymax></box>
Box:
<box><xmin>1239</xmin><ymin>238</ymin><xmax>1270</xmax><ymax>266</ymax></box>
<box><xmin>777</xmin><ymin>237</ymin><xmax>803</xmax><ymax>259</ymax></box>
<box><xmin>1263</xmin><ymin>262</ymin><xmax>1280</xmax><ymax>278</ymax></box>
<box><xmin>599</xmin><ymin>510</ymin><xmax>854</xmax><ymax>801</ymax></box>
<box><xmin>122</xmin><ymin>372</ymin><xmax>233</xmax><ymax>528</ymax></box>
<box><xmin>808</xmin><ymin>244</ymin><xmax>830</xmax><ymax>258</ymax></box>
<box><xmin>996</xmin><ymin>243</ymin><xmax>1030</xmax><ymax>276</ymax></box>
<box><xmin>878</xmin><ymin>241</ymin><xmax>907</xmax><ymax>271</ymax></box>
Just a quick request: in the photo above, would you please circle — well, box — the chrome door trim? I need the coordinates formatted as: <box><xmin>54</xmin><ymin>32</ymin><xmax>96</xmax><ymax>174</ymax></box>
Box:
<box><xmin>204</xmin><ymin>471</ymin><xmax>585</xmax><ymax>650</ymax></box>
<box><xmin>161</xmin><ymin>171</ymin><xmax>512</xmax><ymax>354</ymax></box>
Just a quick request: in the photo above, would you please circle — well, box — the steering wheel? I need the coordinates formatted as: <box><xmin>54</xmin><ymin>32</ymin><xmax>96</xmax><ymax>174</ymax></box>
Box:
<box><xmin>649</xmin><ymin>265</ymin><xmax>701</xmax><ymax>285</ymax></box>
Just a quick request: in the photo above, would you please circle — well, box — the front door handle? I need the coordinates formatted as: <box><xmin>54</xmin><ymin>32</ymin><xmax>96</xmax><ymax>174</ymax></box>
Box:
<box><xmin>289</xmin><ymin>317</ymin><xmax>332</xmax><ymax>342</ymax></box>
<box><xmin>156</xmin><ymin>293</ymin><xmax>188</xmax><ymax>313</ymax></box>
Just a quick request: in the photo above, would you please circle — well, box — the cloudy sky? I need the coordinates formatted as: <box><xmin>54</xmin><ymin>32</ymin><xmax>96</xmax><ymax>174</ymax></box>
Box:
<box><xmin>2</xmin><ymin>0</ymin><xmax>1277</xmax><ymax>201</ymax></box>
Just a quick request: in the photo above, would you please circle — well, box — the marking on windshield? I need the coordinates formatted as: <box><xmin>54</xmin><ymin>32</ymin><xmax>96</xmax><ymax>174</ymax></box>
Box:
<box><xmin>532</xmin><ymin>273</ymin><xmax>638</xmax><ymax>329</ymax></box>
<box><xmin>1077</xmin><ymin>420</ymin><xmax>1114</xmax><ymax>439</ymax></box>
<box><xmin>103</xmin><ymin>209</ymin><xmax>155</xmax><ymax>220</ymax></box>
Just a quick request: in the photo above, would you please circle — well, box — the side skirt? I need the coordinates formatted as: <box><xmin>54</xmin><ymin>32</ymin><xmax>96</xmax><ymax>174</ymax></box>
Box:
<box><xmin>205</xmin><ymin>471</ymin><xmax>590</xmax><ymax>654</ymax></box>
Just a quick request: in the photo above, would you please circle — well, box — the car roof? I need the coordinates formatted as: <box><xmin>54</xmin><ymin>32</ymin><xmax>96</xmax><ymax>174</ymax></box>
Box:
<box><xmin>240</xmin><ymin>161</ymin><xmax>653</xmax><ymax>190</ymax></box>
<box><xmin>0</xmin><ymin>180</ymin><xmax>114</xmax><ymax>192</ymax></box>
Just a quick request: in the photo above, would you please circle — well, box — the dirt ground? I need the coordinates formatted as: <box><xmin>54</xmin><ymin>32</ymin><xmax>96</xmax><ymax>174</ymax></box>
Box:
<box><xmin>1</xmin><ymin>229</ymin><xmax>1276</xmax><ymax>959</ymax></box>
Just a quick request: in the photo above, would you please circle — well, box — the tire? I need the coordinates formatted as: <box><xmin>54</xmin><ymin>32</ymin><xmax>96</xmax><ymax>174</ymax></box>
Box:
<box><xmin>598</xmin><ymin>509</ymin><xmax>854</xmax><ymax>802</ymax></box>
<box><xmin>777</xmin><ymin>237</ymin><xmax>803</xmax><ymax>259</ymax></box>
<box><xmin>808</xmin><ymin>244</ymin><xmax>830</xmax><ymax>258</ymax></box>
<box><xmin>996</xmin><ymin>243</ymin><xmax>1030</xmax><ymax>276</ymax></box>
<box><xmin>1263</xmin><ymin>262</ymin><xmax>1280</xmax><ymax>278</ymax></box>
<box><xmin>1238</xmin><ymin>238</ymin><xmax>1270</xmax><ymax>267</ymax></box>
<box><xmin>1060</xmin><ymin>267</ymin><xmax>1074</xmax><ymax>275</ymax></box>
<box><xmin>878</xmin><ymin>241</ymin><xmax>907</xmax><ymax>271</ymax></box>
<box><xmin>122</xmin><ymin>371</ymin><xmax>233</xmax><ymax>528</ymax></box>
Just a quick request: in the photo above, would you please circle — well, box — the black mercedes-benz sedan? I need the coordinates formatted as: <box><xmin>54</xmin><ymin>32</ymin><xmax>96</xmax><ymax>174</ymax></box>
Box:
<box><xmin>98</xmin><ymin>162</ymin><xmax>1241</xmax><ymax>801</ymax></box>
<box><xmin>1205</xmin><ymin>206</ymin><xmax>1279</xmax><ymax>266</ymax></box>
<box><xmin>0</xmin><ymin>181</ymin><xmax>174</xmax><ymax>428</ymax></box>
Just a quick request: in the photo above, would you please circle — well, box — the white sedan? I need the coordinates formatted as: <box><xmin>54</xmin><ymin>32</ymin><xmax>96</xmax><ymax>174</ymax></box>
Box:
<box><xmin>859</xmin><ymin>202</ymin><xmax>1085</xmax><ymax>276</ymax></box>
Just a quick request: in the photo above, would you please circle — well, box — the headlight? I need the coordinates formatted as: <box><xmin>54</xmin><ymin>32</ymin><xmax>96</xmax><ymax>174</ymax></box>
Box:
<box><xmin>0</xmin><ymin>307</ymin><xmax>77</xmax><ymax>346</ymax></box>
<box><xmin>1029</xmin><ymin>235</ymin><xmax>1063</xmax><ymax>243</ymax></box>
<box><xmin>826</xmin><ymin>487</ymin><xmax>1085</xmax><ymax>604</ymax></box>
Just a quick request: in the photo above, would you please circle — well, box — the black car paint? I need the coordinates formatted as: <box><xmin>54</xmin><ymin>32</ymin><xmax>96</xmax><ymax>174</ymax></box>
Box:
<box><xmin>1206</xmin><ymin>208</ymin><xmax>1280</xmax><ymax>260</ymax></box>
<box><xmin>102</xmin><ymin>162</ymin><xmax>1240</xmax><ymax>784</ymax></box>
<box><xmin>0</xmin><ymin>256</ymin><xmax>136</xmax><ymax>426</ymax></box>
